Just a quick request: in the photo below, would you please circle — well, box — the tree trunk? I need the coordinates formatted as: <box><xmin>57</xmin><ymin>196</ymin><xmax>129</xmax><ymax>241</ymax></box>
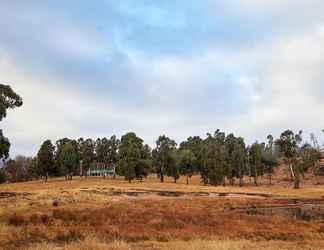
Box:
<box><xmin>186</xmin><ymin>175</ymin><xmax>189</xmax><ymax>185</ymax></box>
<box><xmin>160</xmin><ymin>173</ymin><xmax>164</xmax><ymax>183</ymax></box>
<box><xmin>254</xmin><ymin>176</ymin><xmax>258</xmax><ymax>186</ymax></box>
<box><xmin>294</xmin><ymin>170</ymin><xmax>300</xmax><ymax>189</ymax></box>
<box><xmin>174</xmin><ymin>177</ymin><xmax>177</xmax><ymax>183</ymax></box>
<box><xmin>289</xmin><ymin>163</ymin><xmax>295</xmax><ymax>181</ymax></box>
<box><xmin>239</xmin><ymin>177</ymin><xmax>244</xmax><ymax>187</ymax></box>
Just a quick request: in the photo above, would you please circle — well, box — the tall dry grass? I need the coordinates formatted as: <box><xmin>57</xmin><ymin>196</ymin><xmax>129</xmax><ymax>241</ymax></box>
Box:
<box><xmin>22</xmin><ymin>237</ymin><xmax>324</xmax><ymax>250</ymax></box>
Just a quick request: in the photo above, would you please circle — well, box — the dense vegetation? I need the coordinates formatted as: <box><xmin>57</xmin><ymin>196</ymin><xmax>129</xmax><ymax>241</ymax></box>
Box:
<box><xmin>0</xmin><ymin>84</ymin><xmax>322</xmax><ymax>189</ymax></box>
<box><xmin>2</xmin><ymin>129</ymin><xmax>322</xmax><ymax>189</ymax></box>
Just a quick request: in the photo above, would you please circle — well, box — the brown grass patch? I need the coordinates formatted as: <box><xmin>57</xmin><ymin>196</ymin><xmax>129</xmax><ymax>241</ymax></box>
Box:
<box><xmin>1</xmin><ymin>198</ymin><xmax>324</xmax><ymax>249</ymax></box>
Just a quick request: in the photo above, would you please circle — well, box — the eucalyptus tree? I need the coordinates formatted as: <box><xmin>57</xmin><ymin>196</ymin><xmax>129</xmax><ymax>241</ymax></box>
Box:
<box><xmin>249</xmin><ymin>142</ymin><xmax>263</xmax><ymax>186</ymax></box>
<box><xmin>0</xmin><ymin>130</ymin><xmax>10</xmax><ymax>162</ymax></box>
<box><xmin>95</xmin><ymin>135</ymin><xmax>120</xmax><ymax>173</ymax></box>
<box><xmin>224</xmin><ymin>133</ymin><xmax>247</xmax><ymax>185</ymax></box>
<box><xmin>275</xmin><ymin>130</ymin><xmax>303</xmax><ymax>189</ymax></box>
<box><xmin>107</xmin><ymin>135</ymin><xmax>120</xmax><ymax>165</ymax></box>
<box><xmin>135</xmin><ymin>144</ymin><xmax>152</xmax><ymax>181</ymax></box>
<box><xmin>262</xmin><ymin>135</ymin><xmax>278</xmax><ymax>185</ymax></box>
<box><xmin>95</xmin><ymin>137</ymin><xmax>110</xmax><ymax>163</ymax></box>
<box><xmin>200</xmin><ymin>132</ymin><xmax>226</xmax><ymax>186</ymax></box>
<box><xmin>179</xmin><ymin>136</ymin><xmax>203</xmax><ymax>173</ymax></box>
<box><xmin>0</xmin><ymin>84</ymin><xmax>23</xmax><ymax>161</ymax></box>
<box><xmin>179</xmin><ymin>149</ymin><xmax>196</xmax><ymax>184</ymax></box>
<box><xmin>118</xmin><ymin>132</ymin><xmax>143</xmax><ymax>182</ymax></box>
<box><xmin>152</xmin><ymin>135</ymin><xmax>177</xmax><ymax>183</ymax></box>
<box><xmin>299</xmin><ymin>143</ymin><xmax>320</xmax><ymax>176</ymax></box>
<box><xmin>59</xmin><ymin>142</ymin><xmax>79</xmax><ymax>180</ymax></box>
<box><xmin>78</xmin><ymin>138</ymin><xmax>96</xmax><ymax>176</ymax></box>
<box><xmin>232</xmin><ymin>138</ymin><xmax>247</xmax><ymax>186</ymax></box>
<box><xmin>55</xmin><ymin>138</ymin><xmax>72</xmax><ymax>176</ymax></box>
<box><xmin>37</xmin><ymin>140</ymin><xmax>55</xmax><ymax>182</ymax></box>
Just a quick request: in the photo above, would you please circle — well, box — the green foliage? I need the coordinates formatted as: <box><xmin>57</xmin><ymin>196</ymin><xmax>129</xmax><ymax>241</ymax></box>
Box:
<box><xmin>0</xmin><ymin>84</ymin><xmax>22</xmax><ymax>161</ymax></box>
<box><xmin>135</xmin><ymin>144</ymin><xmax>152</xmax><ymax>180</ymax></box>
<box><xmin>275</xmin><ymin>130</ymin><xmax>303</xmax><ymax>189</ymax></box>
<box><xmin>37</xmin><ymin>140</ymin><xmax>55</xmax><ymax>181</ymax></box>
<box><xmin>299</xmin><ymin>143</ymin><xmax>321</xmax><ymax>173</ymax></box>
<box><xmin>249</xmin><ymin>142</ymin><xmax>263</xmax><ymax>185</ymax></box>
<box><xmin>78</xmin><ymin>138</ymin><xmax>95</xmax><ymax>174</ymax></box>
<box><xmin>152</xmin><ymin>135</ymin><xmax>177</xmax><ymax>183</ymax></box>
<box><xmin>179</xmin><ymin>149</ymin><xmax>196</xmax><ymax>184</ymax></box>
<box><xmin>0</xmin><ymin>84</ymin><xmax>23</xmax><ymax>121</ymax></box>
<box><xmin>59</xmin><ymin>142</ymin><xmax>79</xmax><ymax>178</ymax></box>
<box><xmin>0</xmin><ymin>169</ymin><xmax>7</xmax><ymax>183</ymax></box>
<box><xmin>201</xmin><ymin>133</ymin><xmax>226</xmax><ymax>186</ymax></box>
<box><xmin>27</xmin><ymin>157</ymin><xmax>39</xmax><ymax>179</ymax></box>
<box><xmin>0</xmin><ymin>130</ymin><xmax>10</xmax><ymax>161</ymax></box>
<box><xmin>118</xmin><ymin>132</ymin><xmax>144</xmax><ymax>182</ymax></box>
<box><xmin>95</xmin><ymin>136</ymin><xmax>120</xmax><ymax>164</ymax></box>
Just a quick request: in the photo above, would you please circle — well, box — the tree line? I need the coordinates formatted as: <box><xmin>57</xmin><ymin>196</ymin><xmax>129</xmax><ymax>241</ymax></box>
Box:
<box><xmin>0</xmin><ymin>84</ymin><xmax>322</xmax><ymax>189</ymax></box>
<box><xmin>1</xmin><ymin>129</ymin><xmax>322</xmax><ymax>189</ymax></box>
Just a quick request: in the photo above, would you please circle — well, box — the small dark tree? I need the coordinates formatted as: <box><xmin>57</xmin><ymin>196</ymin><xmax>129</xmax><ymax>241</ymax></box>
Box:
<box><xmin>166</xmin><ymin>149</ymin><xmax>179</xmax><ymax>183</ymax></box>
<box><xmin>0</xmin><ymin>130</ymin><xmax>10</xmax><ymax>162</ymax></box>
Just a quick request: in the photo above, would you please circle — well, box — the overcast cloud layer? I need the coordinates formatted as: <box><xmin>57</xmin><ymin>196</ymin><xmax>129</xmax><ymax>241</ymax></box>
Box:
<box><xmin>1</xmin><ymin>0</ymin><xmax>324</xmax><ymax>156</ymax></box>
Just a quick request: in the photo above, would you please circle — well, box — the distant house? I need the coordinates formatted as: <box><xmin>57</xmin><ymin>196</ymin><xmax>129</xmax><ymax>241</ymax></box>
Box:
<box><xmin>87</xmin><ymin>162</ymin><xmax>116</xmax><ymax>177</ymax></box>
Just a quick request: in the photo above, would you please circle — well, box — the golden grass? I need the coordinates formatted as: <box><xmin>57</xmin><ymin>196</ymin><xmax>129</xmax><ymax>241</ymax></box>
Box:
<box><xmin>22</xmin><ymin>237</ymin><xmax>324</xmax><ymax>250</ymax></box>
<box><xmin>2</xmin><ymin>175</ymin><xmax>324</xmax><ymax>198</ymax></box>
<box><xmin>1</xmin><ymin>176</ymin><xmax>324</xmax><ymax>250</ymax></box>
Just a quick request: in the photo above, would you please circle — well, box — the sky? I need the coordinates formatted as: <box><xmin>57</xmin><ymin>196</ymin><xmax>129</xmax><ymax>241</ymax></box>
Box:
<box><xmin>1</xmin><ymin>0</ymin><xmax>324</xmax><ymax>156</ymax></box>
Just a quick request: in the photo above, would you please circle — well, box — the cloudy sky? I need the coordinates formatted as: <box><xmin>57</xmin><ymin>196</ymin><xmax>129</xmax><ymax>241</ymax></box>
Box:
<box><xmin>1</xmin><ymin>1</ymin><xmax>324</xmax><ymax>156</ymax></box>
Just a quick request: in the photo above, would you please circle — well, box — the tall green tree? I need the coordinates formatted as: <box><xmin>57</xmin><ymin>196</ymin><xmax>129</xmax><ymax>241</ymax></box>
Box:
<box><xmin>179</xmin><ymin>149</ymin><xmax>196</xmax><ymax>184</ymax></box>
<box><xmin>59</xmin><ymin>142</ymin><xmax>79</xmax><ymax>180</ymax></box>
<box><xmin>200</xmin><ymin>132</ymin><xmax>226</xmax><ymax>186</ymax></box>
<box><xmin>152</xmin><ymin>135</ymin><xmax>177</xmax><ymax>183</ymax></box>
<box><xmin>232</xmin><ymin>138</ymin><xmax>247</xmax><ymax>186</ymax></box>
<box><xmin>37</xmin><ymin>140</ymin><xmax>55</xmax><ymax>182</ymax></box>
<box><xmin>249</xmin><ymin>142</ymin><xmax>263</xmax><ymax>186</ymax></box>
<box><xmin>54</xmin><ymin>138</ymin><xmax>72</xmax><ymax>176</ymax></box>
<box><xmin>135</xmin><ymin>144</ymin><xmax>152</xmax><ymax>181</ymax></box>
<box><xmin>166</xmin><ymin>149</ymin><xmax>179</xmax><ymax>183</ymax></box>
<box><xmin>78</xmin><ymin>138</ymin><xmax>95</xmax><ymax>176</ymax></box>
<box><xmin>224</xmin><ymin>133</ymin><xmax>247</xmax><ymax>185</ymax></box>
<box><xmin>275</xmin><ymin>130</ymin><xmax>303</xmax><ymax>189</ymax></box>
<box><xmin>262</xmin><ymin>135</ymin><xmax>278</xmax><ymax>185</ymax></box>
<box><xmin>118</xmin><ymin>132</ymin><xmax>143</xmax><ymax>182</ymax></box>
<box><xmin>179</xmin><ymin>136</ymin><xmax>203</xmax><ymax>174</ymax></box>
<box><xmin>0</xmin><ymin>84</ymin><xmax>23</xmax><ymax>161</ymax></box>
<box><xmin>95</xmin><ymin>135</ymin><xmax>120</xmax><ymax>165</ymax></box>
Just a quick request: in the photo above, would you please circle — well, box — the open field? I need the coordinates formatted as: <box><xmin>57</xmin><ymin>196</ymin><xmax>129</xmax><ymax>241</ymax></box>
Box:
<box><xmin>0</xmin><ymin>176</ymin><xmax>324</xmax><ymax>250</ymax></box>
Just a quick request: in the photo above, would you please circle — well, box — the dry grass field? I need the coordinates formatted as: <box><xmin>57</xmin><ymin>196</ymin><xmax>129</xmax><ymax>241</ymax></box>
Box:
<box><xmin>0</xmin><ymin>176</ymin><xmax>324</xmax><ymax>250</ymax></box>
